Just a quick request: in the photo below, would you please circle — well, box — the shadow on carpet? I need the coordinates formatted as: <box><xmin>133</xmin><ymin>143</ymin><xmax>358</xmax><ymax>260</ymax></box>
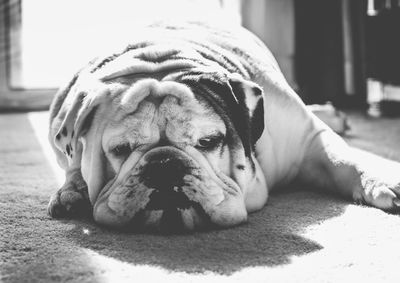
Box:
<box><xmin>62</xmin><ymin>191</ymin><xmax>345</xmax><ymax>274</ymax></box>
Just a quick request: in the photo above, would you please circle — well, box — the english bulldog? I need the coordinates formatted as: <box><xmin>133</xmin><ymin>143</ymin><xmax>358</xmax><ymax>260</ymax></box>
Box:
<box><xmin>48</xmin><ymin>22</ymin><xmax>400</xmax><ymax>233</ymax></box>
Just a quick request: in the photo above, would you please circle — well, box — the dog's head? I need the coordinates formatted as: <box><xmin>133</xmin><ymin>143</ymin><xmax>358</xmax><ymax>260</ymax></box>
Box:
<box><xmin>53</xmin><ymin>69</ymin><xmax>268</xmax><ymax>232</ymax></box>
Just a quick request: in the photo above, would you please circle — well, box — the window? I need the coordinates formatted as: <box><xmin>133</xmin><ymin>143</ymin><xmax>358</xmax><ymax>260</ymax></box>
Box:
<box><xmin>0</xmin><ymin>0</ymin><xmax>241</xmax><ymax>110</ymax></box>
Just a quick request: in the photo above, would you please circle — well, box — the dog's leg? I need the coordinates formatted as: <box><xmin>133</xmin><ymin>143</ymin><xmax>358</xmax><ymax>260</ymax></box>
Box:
<box><xmin>47</xmin><ymin>117</ymin><xmax>92</xmax><ymax>218</ymax></box>
<box><xmin>47</xmin><ymin>168</ymin><xmax>92</xmax><ymax>218</ymax></box>
<box><xmin>298</xmin><ymin>126</ymin><xmax>400</xmax><ymax>211</ymax></box>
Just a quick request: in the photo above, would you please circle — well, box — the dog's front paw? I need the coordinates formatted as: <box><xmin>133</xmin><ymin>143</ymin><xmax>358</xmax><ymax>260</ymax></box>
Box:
<box><xmin>354</xmin><ymin>178</ymin><xmax>400</xmax><ymax>212</ymax></box>
<box><xmin>47</xmin><ymin>171</ymin><xmax>92</xmax><ymax>218</ymax></box>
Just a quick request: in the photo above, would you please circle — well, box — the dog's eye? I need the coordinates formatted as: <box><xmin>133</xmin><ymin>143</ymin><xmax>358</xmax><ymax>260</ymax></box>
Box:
<box><xmin>196</xmin><ymin>135</ymin><xmax>224</xmax><ymax>151</ymax></box>
<box><xmin>111</xmin><ymin>143</ymin><xmax>132</xmax><ymax>157</ymax></box>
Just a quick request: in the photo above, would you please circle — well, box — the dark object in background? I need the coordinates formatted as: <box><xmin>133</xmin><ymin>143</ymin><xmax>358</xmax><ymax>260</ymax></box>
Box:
<box><xmin>366</xmin><ymin>1</ymin><xmax>400</xmax><ymax>85</ymax></box>
<box><xmin>294</xmin><ymin>0</ymin><xmax>345</xmax><ymax>105</ymax></box>
<box><xmin>366</xmin><ymin>0</ymin><xmax>400</xmax><ymax>117</ymax></box>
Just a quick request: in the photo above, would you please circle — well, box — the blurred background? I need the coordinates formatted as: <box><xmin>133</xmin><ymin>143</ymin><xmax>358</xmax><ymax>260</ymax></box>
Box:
<box><xmin>0</xmin><ymin>0</ymin><xmax>399</xmax><ymax>116</ymax></box>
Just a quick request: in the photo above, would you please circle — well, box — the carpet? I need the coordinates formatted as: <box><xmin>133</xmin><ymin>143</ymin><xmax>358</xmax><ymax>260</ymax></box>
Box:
<box><xmin>1</xmin><ymin>111</ymin><xmax>400</xmax><ymax>283</ymax></box>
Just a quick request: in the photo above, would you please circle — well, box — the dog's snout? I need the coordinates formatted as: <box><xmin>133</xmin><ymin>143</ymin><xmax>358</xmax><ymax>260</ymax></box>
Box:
<box><xmin>142</xmin><ymin>156</ymin><xmax>186</xmax><ymax>190</ymax></box>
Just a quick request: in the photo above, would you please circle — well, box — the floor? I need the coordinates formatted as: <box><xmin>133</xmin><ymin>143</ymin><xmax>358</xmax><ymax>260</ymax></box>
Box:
<box><xmin>1</xmin><ymin>111</ymin><xmax>400</xmax><ymax>283</ymax></box>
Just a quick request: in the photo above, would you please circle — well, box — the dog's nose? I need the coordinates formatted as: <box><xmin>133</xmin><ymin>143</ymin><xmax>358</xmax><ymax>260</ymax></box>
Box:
<box><xmin>142</xmin><ymin>156</ymin><xmax>186</xmax><ymax>190</ymax></box>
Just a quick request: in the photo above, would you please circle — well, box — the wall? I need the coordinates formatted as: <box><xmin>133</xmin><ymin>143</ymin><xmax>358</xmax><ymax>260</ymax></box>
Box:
<box><xmin>242</xmin><ymin>0</ymin><xmax>297</xmax><ymax>90</ymax></box>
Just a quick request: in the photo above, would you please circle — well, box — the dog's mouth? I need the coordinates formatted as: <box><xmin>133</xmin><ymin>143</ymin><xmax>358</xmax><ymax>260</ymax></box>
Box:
<box><xmin>125</xmin><ymin>151</ymin><xmax>213</xmax><ymax>233</ymax></box>
<box><xmin>127</xmin><ymin>190</ymin><xmax>213</xmax><ymax>233</ymax></box>
<box><xmin>93</xmin><ymin>147</ymin><xmax>247</xmax><ymax>233</ymax></box>
<box><xmin>93</xmin><ymin>167</ymin><xmax>216</xmax><ymax>233</ymax></box>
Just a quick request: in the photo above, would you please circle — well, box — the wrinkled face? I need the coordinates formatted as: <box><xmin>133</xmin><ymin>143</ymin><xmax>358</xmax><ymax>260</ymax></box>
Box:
<box><xmin>89</xmin><ymin>81</ymin><xmax>249</xmax><ymax>232</ymax></box>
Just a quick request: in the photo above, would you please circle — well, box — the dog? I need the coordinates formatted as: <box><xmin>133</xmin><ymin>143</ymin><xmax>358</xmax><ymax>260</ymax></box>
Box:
<box><xmin>47</xmin><ymin>22</ymin><xmax>400</xmax><ymax>233</ymax></box>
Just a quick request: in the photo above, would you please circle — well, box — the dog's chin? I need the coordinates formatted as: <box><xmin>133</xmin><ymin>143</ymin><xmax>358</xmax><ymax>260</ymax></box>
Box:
<box><xmin>93</xmin><ymin>172</ymin><xmax>248</xmax><ymax>233</ymax></box>
<box><xmin>128</xmin><ymin>201</ymin><xmax>214</xmax><ymax>234</ymax></box>
<box><xmin>93</xmin><ymin>185</ymin><xmax>212</xmax><ymax>233</ymax></box>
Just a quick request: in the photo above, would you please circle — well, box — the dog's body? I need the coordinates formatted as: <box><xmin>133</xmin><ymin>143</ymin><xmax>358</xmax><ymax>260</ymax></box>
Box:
<box><xmin>48</xmin><ymin>22</ymin><xmax>400</xmax><ymax>232</ymax></box>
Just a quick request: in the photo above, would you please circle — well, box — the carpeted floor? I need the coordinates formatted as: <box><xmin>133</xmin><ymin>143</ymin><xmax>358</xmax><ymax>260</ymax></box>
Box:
<box><xmin>1</xmin><ymin>111</ymin><xmax>400</xmax><ymax>283</ymax></box>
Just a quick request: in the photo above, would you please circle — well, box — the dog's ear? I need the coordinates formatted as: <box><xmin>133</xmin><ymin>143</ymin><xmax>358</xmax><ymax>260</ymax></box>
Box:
<box><xmin>227</xmin><ymin>74</ymin><xmax>265</xmax><ymax>148</ymax></box>
<box><xmin>177</xmin><ymin>71</ymin><xmax>264</xmax><ymax>157</ymax></box>
<box><xmin>53</xmin><ymin>86</ymin><xmax>110</xmax><ymax>167</ymax></box>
